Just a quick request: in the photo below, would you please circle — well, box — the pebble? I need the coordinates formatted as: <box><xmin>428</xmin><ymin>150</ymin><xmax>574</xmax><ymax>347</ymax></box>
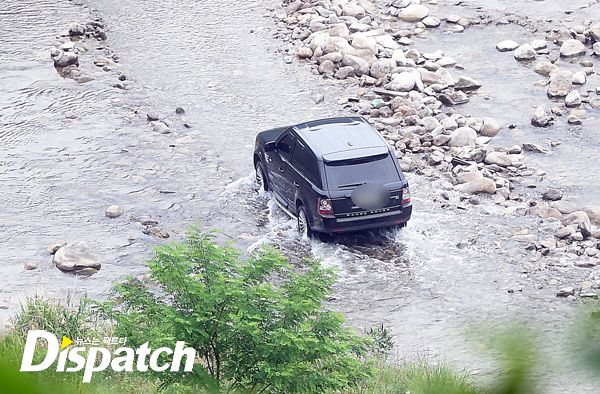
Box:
<box><xmin>105</xmin><ymin>205</ymin><xmax>124</xmax><ymax>218</ymax></box>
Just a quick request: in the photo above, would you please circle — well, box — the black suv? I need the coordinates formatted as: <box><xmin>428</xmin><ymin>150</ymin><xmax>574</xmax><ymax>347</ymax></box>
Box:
<box><xmin>253</xmin><ymin>117</ymin><xmax>412</xmax><ymax>236</ymax></box>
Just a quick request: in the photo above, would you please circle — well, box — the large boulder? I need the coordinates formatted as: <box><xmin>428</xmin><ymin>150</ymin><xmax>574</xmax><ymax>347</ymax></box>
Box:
<box><xmin>53</xmin><ymin>51</ymin><xmax>79</xmax><ymax>68</ymax></box>
<box><xmin>560</xmin><ymin>39</ymin><xmax>586</xmax><ymax>57</ymax></box>
<box><xmin>449</xmin><ymin>127</ymin><xmax>477</xmax><ymax>147</ymax></box>
<box><xmin>53</xmin><ymin>242</ymin><xmax>101</xmax><ymax>273</ymax></box>
<box><xmin>398</xmin><ymin>4</ymin><xmax>429</xmax><ymax>22</ymax></box>
<box><xmin>480</xmin><ymin>118</ymin><xmax>501</xmax><ymax>137</ymax></box>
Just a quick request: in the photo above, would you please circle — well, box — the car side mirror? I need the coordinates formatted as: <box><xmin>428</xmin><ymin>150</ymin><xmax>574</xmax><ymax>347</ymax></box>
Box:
<box><xmin>264</xmin><ymin>141</ymin><xmax>275</xmax><ymax>152</ymax></box>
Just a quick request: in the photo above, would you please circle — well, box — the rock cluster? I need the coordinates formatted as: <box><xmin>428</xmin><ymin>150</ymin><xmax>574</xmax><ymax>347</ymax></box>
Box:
<box><xmin>497</xmin><ymin>23</ymin><xmax>600</xmax><ymax>127</ymax></box>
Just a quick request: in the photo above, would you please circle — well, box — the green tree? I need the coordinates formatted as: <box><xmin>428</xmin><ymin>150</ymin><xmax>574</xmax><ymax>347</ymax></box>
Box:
<box><xmin>100</xmin><ymin>229</ymin><xmax>371</xmax><ymax>393</ymax></box>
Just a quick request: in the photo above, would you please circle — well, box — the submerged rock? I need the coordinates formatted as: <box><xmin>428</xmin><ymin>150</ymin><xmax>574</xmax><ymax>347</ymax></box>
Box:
<box><xmin>53</xmin><ymin>242</ymin><xmax>101</xmax><ymax>273</ymax></box>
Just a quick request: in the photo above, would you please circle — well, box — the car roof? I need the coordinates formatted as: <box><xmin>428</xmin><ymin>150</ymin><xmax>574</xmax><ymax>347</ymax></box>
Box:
<box><xmin>292</xmin><ymin>117</ymin><xmax>389</xmax><ymax>160</ymax></box>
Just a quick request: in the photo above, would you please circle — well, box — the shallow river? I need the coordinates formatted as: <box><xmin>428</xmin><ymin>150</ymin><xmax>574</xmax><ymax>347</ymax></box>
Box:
<box><xmin>1</xmin><ymin>0</ymin><xmax>599</xmax><ymax>391</ymax></box>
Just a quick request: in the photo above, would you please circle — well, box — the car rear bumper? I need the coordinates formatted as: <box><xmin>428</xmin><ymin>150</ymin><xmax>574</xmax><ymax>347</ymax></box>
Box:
<box><xmin>311</xmin><ymin>205</ymin><xmax>412</xmax><ymax>234</ymax></box>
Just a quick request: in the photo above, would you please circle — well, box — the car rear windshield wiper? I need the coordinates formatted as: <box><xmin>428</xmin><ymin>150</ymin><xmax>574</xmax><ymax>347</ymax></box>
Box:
<box><xmin>337</xmin><ymin>182</ymin><xmax>364</xmax><ymax>189</ymax></box>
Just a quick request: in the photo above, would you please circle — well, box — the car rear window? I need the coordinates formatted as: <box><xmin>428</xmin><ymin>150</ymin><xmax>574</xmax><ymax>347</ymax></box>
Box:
<box><xmin>324</xmin><ymin>153</ymin><xmax>400</xmax><ymax>190</ymax></box>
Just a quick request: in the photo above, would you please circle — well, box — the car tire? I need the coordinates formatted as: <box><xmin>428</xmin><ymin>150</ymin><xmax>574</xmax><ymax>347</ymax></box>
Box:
<box><xmin>297</xmin><ymin>205</ymin><xmax>313</xmax><ymax>239</ymax></box>
<box><xmin>255</xmin><ymin>161</ymin><xmax>268</xmax><ymax>192</ymax></box>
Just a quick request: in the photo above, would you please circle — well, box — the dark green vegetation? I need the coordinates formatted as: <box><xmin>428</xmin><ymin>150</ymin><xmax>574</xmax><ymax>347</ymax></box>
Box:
<box><xmin>1</xmin><ymin>229</ymin><xmax>599</xmax><ymax>393</ymax></box>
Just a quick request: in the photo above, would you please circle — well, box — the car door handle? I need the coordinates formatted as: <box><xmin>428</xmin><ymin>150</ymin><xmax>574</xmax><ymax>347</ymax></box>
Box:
<box><xmin>278</xmin><ymin>167</ymin><xmax>284</xmax><ymax>173</ymax></box>
<box><xmin>294</xmin><ymin>182</ymin><xmax>300</xmax><ymax>187</ymax></box>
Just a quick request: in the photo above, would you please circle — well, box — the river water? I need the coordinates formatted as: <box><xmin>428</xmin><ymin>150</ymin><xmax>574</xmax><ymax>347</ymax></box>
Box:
<box><xmin>1</xmin><ymin>0</ymin><xmax>599</xmax><ymax>391</ymax></box>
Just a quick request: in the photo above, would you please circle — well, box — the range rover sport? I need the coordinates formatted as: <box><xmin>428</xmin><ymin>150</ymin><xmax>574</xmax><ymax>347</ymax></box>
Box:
<box><xmin>253</xmin><ymin>116</ymin><xmax>412</xmax><ymax>237</ymax></box>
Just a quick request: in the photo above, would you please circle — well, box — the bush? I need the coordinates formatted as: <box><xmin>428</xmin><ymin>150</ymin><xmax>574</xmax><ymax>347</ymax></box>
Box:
<box><xmin>99</xmin><ymin>228</ymin><xmax>372</xmax><ymax>393</ymax></box>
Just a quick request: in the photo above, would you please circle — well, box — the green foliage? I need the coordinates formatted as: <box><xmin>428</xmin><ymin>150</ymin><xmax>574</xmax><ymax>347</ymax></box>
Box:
<box><xmin>346</xmin><ymin>361</ymin><xmax>478</xmax><ymax>394</ymax></box>
<box><xmin>366</xmin><ymin>324</ymin><xmax>395</xmax><ymax>360</ymax></box>
<box><xmin>99</xmin><ymin>228</ymin><xmax>371</xmax><ymax>393</ymax></box>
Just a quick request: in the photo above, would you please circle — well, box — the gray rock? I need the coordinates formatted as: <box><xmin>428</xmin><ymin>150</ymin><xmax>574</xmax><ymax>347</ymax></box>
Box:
<box><xmin>563</xmin><ymin>211</ymin><xmax>592</xmax><ymax>238</ymax></box>
<box><xmin>151</xmin><ymin>121</ymin><xmax>171</xmax><ymax>134</ymax></box>
<box><xmin>24</xmin><ymin>261</ymin><xmax>38</xmax><ymax>270</ymax></box>
<box><xmin>590</xmin><ymin>24</ymin><xmax>600</xmax><ymax>42</ymax></box>
<box><xmin>565</xmin><ymin>90</ymin><xmax>581</xmax><ymax>107</ymax></box>
<box><xmin>555</xmin><ymin>226</ymin><xmax>574</xmax><ymax>239</ymax></box>
<box><xmin>341</xmin><ymin>54</ymin><xmax>370</xmax><ymax>76</ymax></box>
<box><xmin>543</xmin><ymin>188</ymin><xmax>563</xmax><ymax>201</ymax></box>
<box><xmin>533</xmin><ymin>61</ymin><xmax>558</xmax><ymax>77</ymax></box>
<box><xmin>449</xmin><ymin>127</ymin><xmax>477</xmax><ymax>147</ymax></box>
<box><xmin>531</xmin><ymin>39</ymin><xmax>547</xmax><ymax>50</ymax></box>
<box><xmin>572</xmin><ymin>71</ymin><xmax>587</xmax><ymax>85</ymax></box>
<box><xmin>531</xmin><ymin>105</ymin><xmax>553</xmax><ymax>127</ymax></box>
<box><xmin>556</xmin><ymin>287</ymin><xmax>575</xmax><ymax>297</ymax></box>
<box><xmin>53</xmin><ymin>242</ymin><xmax>101</xmax><ymax>272</ymax></box>
<box><xmin>398</xmin><ymin>4</ymin><xmax>429</xmax><ymax>22</ymax></box>
<box><xmin>318</xmin><ymin>60</ymin><xmax>336</xmax><ymax>75</ymax></box>
<box><xmin>342</xmin><ymin>3</ymin><xmax>366</xmax><ymax>18</ymax></box>
<box><xmin>422</xmin><ymin>16</ymin><xmax>440</xmax><ymax>28</ymax></box>
<box><xmin>484</xmin><ymin>151</ymin><xmax>513</xmax><ymax>167</ymax></box>
<box><xmin>53</xmin><ymin>51</ymin><xmax>79</xmax><ymax>68</ymax></box>
<box><xmin>522</xmin><ymin>143</ymin><xmax>550</xmax><ymax>153</ymax></box>
<box><xmin>105</xmin><ymin>205</ymin><xmax>124</xmax><ymax>218</ymax></box>
<box><xmin>514</xmin><ymin>44</ymin><xmax>536</xmax><ymax>61</ymax></box>
<box><xmin>550</xmin><ymin>200</ymin><xmax>579</xmax><ymax>214</ymax></box>
<box><xmin>47</xmin><ymin>241</ymin><xmax>67</xmax><ymax>255</ymax></box>
<box><xmin>387</xmin><ymin>71</ymin><xmax>418</xmax><ymax>91</ymax></box>
<box><xmin>496</xmin><ymin>40</ymin><xmax>519</xmax><ymax>52</ymax></box>
<box><xmin>335</xmin><ymin>66</ymin><xmax>355</xmax><ymax>79</ymax></box>
<box><xmin>583</xmin><ymin>205</ymin><xmax>600</xmax><ymax>225</ymax></box>
<box><xmin>455</xmin><ymin>76</ymin><xmax>481</xmax><ymax>91</ymax></box>
<box><xmin>560</xmin><ymin>39</ymin><xmax>586</xmax><ymax>57</ymax></box>
<box><xmin>351</xmin><ymin>36</ymin><xmax>377</xmax><ymax>53</ymax></box>
<box><xmin>297</xmin><ymin>46</ymin><xmax>313</xmax><ymax>59</ymax></box>
<box><xmin>547</xmin><ymin>71</ymin><xmax>573</xmax><ymax>98</ymax></box>
<box><xmin>68</xmin><ymin>23</ymin><xmax>85</xmax><ymax>36</ymax></box>
<box><xmin>370</xmin><ymin>59</ymin><xmax>397</xmax><ymax>79</ymax></box>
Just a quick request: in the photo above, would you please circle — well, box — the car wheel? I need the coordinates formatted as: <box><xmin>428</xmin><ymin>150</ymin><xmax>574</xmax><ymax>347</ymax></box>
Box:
<box><xmin>255</xmin><ymin>161</ymin><xmax>268</xmax><ymax>191</ymax></box>
<box><xmin>297</xmin><ymin>205</ymin><xmax>312</xmax><ymax>238</ymax></box>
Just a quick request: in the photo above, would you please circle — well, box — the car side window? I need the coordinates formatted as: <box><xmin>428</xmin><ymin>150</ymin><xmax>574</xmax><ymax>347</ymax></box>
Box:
<box><xmin>276</xmin><ymin>133</ymin><xmax>295</xmax><ymax>162</ymax></box>
<box><xmin>292</xmin><ymin>141</ymin><xmax>322</xmax><ymax>188</ymax></box>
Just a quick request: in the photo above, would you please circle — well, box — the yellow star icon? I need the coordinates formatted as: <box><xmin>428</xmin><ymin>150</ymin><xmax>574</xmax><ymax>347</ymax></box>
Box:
<box><xmin>60</xmin><ymin>336</ymin><xmax>73</xmax><ymax>350</ymax></box>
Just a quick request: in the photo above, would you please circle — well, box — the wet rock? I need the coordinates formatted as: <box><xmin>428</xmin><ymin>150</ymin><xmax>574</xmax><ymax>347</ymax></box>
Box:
<box><xmin>68</xmin><ymin>23</ymin><xmax>85</xmax><ymax>36</ymax></box>
<box><xmin>531</xmin><ymin>105</ymin><xmax>553</xmax><ymax>127</ymax></box>
<box><xmin>53</xmin><ymin>242</ymin><xmax>101</xmax><ymax>273</ymax></box>
<box><xmin>560</xmin><ymin>39</ymin><xmax>586</xmax><ymax>57</ymax></box>
<box><xmin>547</xmin><ymin>71</ymin><xmax>573</xmax><ymax>97</ymax></box>
<box><xmin>455</xmin><ymin>76</ymin><xmax>481</xmax><ymax>91</ymax></box>
<box><xmin>370</xmin><ymin>59</ymin><xmax>397</xmax><ymax>79</ymax></box>
<box><xmin>565</xmin><ymin>90</ymin><xmax>581</xmax><ymax>107</ymax></box>
<box><xmin>484</xmin><ymin>152</ymin><xmax>513</xmax><ymax>167</ymax></box>
<box><xmin>542</xmin><ymin>188</ymin><xmax>563</xmax><ymax>201</ymax></box>
<box><xmin>398</xmin><ymin>4</ymin><xmax>429</xmax><ymax>22</ymax></box>
<box><xmin>496</xmin><ymin>40</ymin><xmax>519</xmax><ymax>52</ymax></box>
<box><xmin>563</xmin><ymin>211</ymin><xmax>592</xmax><ymax>238</ymax></box>
<box><xmin>556</xmin><ymin>287</ymin><xmax>575</xmax><ymax>297</ymax></box>
<box><xmin>533</xmin><ymin>61</ymin><xmax>558</xmax><ymax>77</ymax></box>
<box><xmin>514</xmin><ymin>44</ymin><xmax>536</xmax><ymax>61</ymax></box>
<box><xmin>175</xmin><ymin>107</ymin><xmax>185</xmax><ymax>115</ymax></box>
<box><xmin>449</xmin><ymin>127</ymin><xmax>477</xmax><ymax>147</ymax></box>
<box><xmin>480</xmin><ymin>118</ymin><xmax>501</xmax><ymax>137</ymax></box>
<box><xmin>24</xmin><ymin>261</ymin><xmax>38</xmax><ymax>270</ymax></box>
<box><xmin>47</xmin><ymin>241</ymin><xmax>67</xmax><ymax>255</ymax></box>
<box><xmin>53</xmin><ymin>51</ymin><xmax>79</xmax><ymax>68</ymax></box>
<box><xmin>567</xmin><ymin>115</ymin><xmax>582</xmax><ymax>125</ymax></box>
<box><xmin>143</xmin><ymin>226</ymin><xmax>170</xmax><ymax>239</ymax></box>
<box><xmin>146</xmin><ymin>112</ymin><xmax>160</xmax><ymax>122</ymax></box>
<box><xmin>297</xmin><ymin>46</ymin><xmax>313</xmax><ymax>59</ymax></box>
<box><xmin>151</xmin><ymin>121</ymin><xmax>171</xmax><ymax>134</ymax></box>
<box><xmin>105</xmin><ymin>205</ymin><xmax>124</xmax><ymax>218</ymax></box>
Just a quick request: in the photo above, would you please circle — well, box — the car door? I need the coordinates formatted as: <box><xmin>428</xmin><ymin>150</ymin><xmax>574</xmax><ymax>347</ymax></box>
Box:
<box><xmin>290</xmin><ymin>140</ymin><xmax>322</xmax><ymax>215</ymax></box>
<box><xmin>269</xmin><ymin>131</ymin><xmax>296</xmax><ymax>207</ymax></box>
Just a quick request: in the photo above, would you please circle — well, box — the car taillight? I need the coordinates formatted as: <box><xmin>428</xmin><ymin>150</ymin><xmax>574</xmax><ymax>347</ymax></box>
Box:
<box><xmin>401</xmin><ymin>187</ymin><xmax>411</xmax><ymax>207</ymax></box>
<box><xmin>318</xmin><ymin>198</ymin><xmax>334</xmax><ymax>217</ymax></box>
